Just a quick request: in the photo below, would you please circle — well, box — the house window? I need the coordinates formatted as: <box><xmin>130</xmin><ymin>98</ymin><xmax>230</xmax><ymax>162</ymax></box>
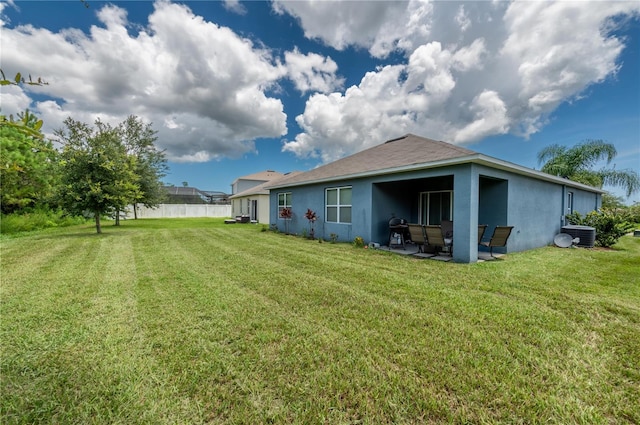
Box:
<box><xmin>567</xmin><ymin>191</ymin><xmax>573</xmax><ymax>214</ymax></box>
<box><xmin>420</xmin><ymin>190</ymin><xmax>453</xmax><ymax>225</ymax></box>
<box><xmin>278</xmin><ymin>192</ymin><xmax>291</xmax><ymax>218</ymax></box>
<box><xmin>326</xmin><ymin>186</ymin><xmax>352</xmax><ymax>224</ymax></box>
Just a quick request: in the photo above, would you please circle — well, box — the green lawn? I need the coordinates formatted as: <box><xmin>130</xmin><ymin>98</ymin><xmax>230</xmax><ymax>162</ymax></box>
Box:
<box><xmin>1</xmin><ymin>218</ymin><xmax>639</xmax><ymax>424</ymax></box>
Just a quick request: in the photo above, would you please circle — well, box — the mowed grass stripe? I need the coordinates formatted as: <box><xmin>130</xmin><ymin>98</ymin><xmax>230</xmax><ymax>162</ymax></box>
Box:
<box><xmin>0</xmin><ymin>233</ymin><xmax>96</xmax><ymax>301</ymax></box>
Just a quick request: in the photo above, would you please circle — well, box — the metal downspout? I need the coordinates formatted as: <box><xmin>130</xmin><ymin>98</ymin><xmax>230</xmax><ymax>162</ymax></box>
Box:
<box><xmin>561</xmin><ymin>185</ymin><xmax>567</xmax><ymax>227</ymax></box>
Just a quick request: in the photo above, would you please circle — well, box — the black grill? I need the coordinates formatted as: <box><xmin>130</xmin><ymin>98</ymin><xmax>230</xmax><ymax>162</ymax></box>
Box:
<box><xmin>389</xmin><ymin>218</ymin><xmax>406</xmax><ymax>227</ymax></box>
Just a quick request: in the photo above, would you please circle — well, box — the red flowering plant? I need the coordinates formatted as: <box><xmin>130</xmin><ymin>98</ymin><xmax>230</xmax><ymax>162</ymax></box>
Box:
<box><xmin>279</xmin><ymin>207</ymin><xmax>292</xmax><ymax>234</ymax></box>
<box><xmin>304</xmin><ymin>208</ymin><xmax>317</xmax><ymax>239</ymax></box>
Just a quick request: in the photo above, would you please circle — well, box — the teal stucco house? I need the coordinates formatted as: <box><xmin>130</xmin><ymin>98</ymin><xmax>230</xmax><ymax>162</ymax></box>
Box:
<box><xmin>266</xmin><ymin>134</ymin><xmax>602</xmax><ymax>263</ymax></box>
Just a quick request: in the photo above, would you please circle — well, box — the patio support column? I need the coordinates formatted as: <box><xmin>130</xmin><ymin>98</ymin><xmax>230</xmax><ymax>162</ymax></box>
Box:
<box><xmin>452</xmin><ymin>165</ymin><xmax>479</xmax><ymax>263</ymax></box>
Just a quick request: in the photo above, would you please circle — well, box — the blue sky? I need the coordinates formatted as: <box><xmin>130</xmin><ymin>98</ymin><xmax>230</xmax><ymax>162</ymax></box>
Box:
<box><xmin>2</xmin><ymin>1</ymin><xmax>639</xmax><ymax>203</ymax></box>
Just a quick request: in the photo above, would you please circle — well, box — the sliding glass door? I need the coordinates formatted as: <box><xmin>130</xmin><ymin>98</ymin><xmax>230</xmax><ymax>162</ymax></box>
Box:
<box><xmin>420</xmin><ymin>191</ymin><xmax>452</xmax><ymax>225</ymax></box>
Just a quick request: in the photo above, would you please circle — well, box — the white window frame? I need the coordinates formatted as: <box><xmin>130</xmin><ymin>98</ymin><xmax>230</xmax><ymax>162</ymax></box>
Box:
<box><xmin>419</xmin><ymin>190</ymin><xmax>453</xmax><ymax>225</ymax></box>
<box><xmin>567</xmin><ymin>191</ymin><xmax>573</xmax><ymax>214</ymax></box>
<box><xmin>278</xmin><ymin>192</ymin><xmax>292</xmax><ymax>219</ymax></box>
<box><xmin>325</xmin><ymin>186</ymin><xmax>352</xmax><ymax>224</ymax></box>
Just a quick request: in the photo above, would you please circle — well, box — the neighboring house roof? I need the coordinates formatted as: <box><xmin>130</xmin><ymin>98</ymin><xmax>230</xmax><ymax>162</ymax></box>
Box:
<box><xmin>230</xmin><ymin>171</ymin><xmax>303</xmax><ymax>199</ymax></box>
<box><xmin>232</xmin><ymin>170</ymin><xmax>284</xmax><ymax>185</ymax></box>
<box><xmin>266</xmin><ymin>134</ymin><xmax>604</xmax><ymax>193</ymax></box>
<box><xmin>163</xmin><ymin>186</ymin><xmax>230</xmax><ymax>203</ymax></box>
<box><xmin>164</xmin><ymin>186</ymin><xmax>206</xmax><ymax>196</ymax></box>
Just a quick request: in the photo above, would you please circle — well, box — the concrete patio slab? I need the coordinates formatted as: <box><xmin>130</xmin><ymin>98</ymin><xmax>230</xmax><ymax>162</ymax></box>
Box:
<box><xmin>379</xmin><ymin>244</ymin><xmax>506</xmax><ymax>263</ymax></box>
<box><xmin>379</xmin><ymin>245</ymin><xmax>420</xmax><ymax>255</ymax></box>
<box><xmin>430</xmin><ymin>255</ymin><xmax>453</xmax><ymax>262</ymax></box>
<box><xmin>414</xmin><ymin>252</ymin><xmax>436</xmax><ymax>259</ymax></box>
<box><xmin>477</xmin><ymin>252</ymin><xmax>505</xmax><ymax>261</ymax></box>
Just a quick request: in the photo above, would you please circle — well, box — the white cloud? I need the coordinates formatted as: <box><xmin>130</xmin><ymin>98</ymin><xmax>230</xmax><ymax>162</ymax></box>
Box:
<box><xmin>222</xmin><ymin>0</ymin><xmax>247</xmax><ymax>15</ymax></box>
<box><xmin>501</xmin><ymin>2</ymin><xmax>632</xmax><ymax>114</ymax></box>
<box><xmin>405</xmin><ymin>42</ymin><xmax>456</xmax><ymax>102</ymax></box>
<box><xmin>282</xmin><ymin>36</ymin><xmax>498</xmax><ymax>160</ymax></box>
<box><xmin>273</xmin><ymin>0</ymin><xmax>433</xmax><ymax>58</ymax></box>
<box><xmin>0</xmin><ymin>1</ymin><xmax>15</xmax><ymax>26</ymax></box>
<box><xmin>455</xmin><ymin>5</ymin><xmax>471</xmax><ymax>33</ymax></box>
<box><xmin>1</xmin><ymin>1</ymin><xmax>287</xmax><ymax>162</ymax></box>
<box><xmin>452</xmin><ymin>38</ymin><xmax>486</xmax><ymax>72</ymax></box>
<box><xmin>284</xmin><ymin>48</ymin><xmax>344</xmax><ymax>94</ymax></box>
<box><xmin>453</xmin><ymin>90</ymin><xmax>509</xmax><ymax>143</ymax></box>
<box><xmin>0</xmin><ymin>85</ymin><xmax>32</xmax><ymax>116</ymax></box>
<box><xmin>282</xmin><ymin>1</ymin><xmax>640</xmax><ymax>162</ymax></box>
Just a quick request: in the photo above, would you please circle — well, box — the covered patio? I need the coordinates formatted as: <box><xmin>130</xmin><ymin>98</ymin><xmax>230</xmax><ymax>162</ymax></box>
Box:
<box><xmin>370</xmin><ymin>171</ymin><xmax>509</xmax><ymax>263</ymax></box>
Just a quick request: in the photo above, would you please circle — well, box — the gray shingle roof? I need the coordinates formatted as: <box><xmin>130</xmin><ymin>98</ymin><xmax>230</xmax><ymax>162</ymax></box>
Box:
<box><xmin>267</xmin><ymin>134</ymin><xmax>476</xmax><ymax>188</ymax></box>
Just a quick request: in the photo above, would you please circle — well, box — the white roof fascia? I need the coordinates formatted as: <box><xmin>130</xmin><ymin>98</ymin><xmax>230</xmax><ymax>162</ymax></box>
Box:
<box><xmin>266</xmin><ymin>157</ymin><xmax>472</xmax><ymax>189</ymax></box>
<box><xmin>268</xmin><ymin>153</ymin><xmax>604</xmax><ymax>194</ymax></box>
<box><xmin>471</xmin><ymin>154</ymin><xmax>605</xmax><ymax>193</ymax></box>
<box><xmin>229</xmin><ymin>189</ymin><xmax>269</xmax><ymax>199</ymax></box>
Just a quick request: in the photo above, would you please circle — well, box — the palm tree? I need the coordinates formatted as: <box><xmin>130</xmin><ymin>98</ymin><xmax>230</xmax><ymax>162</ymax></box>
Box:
<box><xmin>538</xmin><ymin>139</ymin><xmax>639</xmax><ymax>197</ymax></box>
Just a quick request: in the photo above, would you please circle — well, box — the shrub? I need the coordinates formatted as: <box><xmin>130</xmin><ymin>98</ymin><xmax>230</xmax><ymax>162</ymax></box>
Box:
<box><xmin>279</xmin><ymin>208</ymin><xmax>292</xmax><ymax>234</ymax></box>
<box><xmin>353</xmin><ymin>236</ymin><xmax>365</xmax><ymax>248</ymax></box>
<box><xmin>566</xmin><ymin>209</ymin><xmax>634</xmax><ymax>247</ymax></box>
<box><xmin>627</xmin><ymin>202</ymin><xmax>640</xmax><ymax>225</ymax></box>
<box><xmin>1</xmin><ymin>209</ymin><xmax>87</xmax><ymax>234</ymax></box>
<box><xmin>304</xmin><ymin>208</ymin><xmax>317</xmax><ymax>239</ymax></box>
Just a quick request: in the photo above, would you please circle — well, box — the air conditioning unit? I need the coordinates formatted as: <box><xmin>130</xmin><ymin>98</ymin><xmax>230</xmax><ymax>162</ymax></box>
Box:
<box><xmin>561</xmin><ymin>225</ymin><xmax>596</xmax><ymax>248</ymax></box>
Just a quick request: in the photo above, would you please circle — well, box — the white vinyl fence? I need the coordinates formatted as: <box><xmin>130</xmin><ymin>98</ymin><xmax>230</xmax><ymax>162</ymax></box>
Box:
<box><xmin>131</xmin><ymin>204</ymin><xmax>232</xmax><ymax>219</ymax></box>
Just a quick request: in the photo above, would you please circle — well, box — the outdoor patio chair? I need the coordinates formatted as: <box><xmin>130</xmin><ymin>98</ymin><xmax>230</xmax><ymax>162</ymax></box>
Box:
<box><xmin>424</xmin><ymin>225</ymin><xmax>452</xmax><ymax>256</ymax></box>
<box><xmin>407</xmin><ymin>223</ymin><xmax>428</xmax><ymax>253</ymax></box>
<box><xmin>441</xmin><ymin>219</ymin><xmax>453</xmax><ymax>238</ymax></box>
<box><xmin>478</xmin><ymin>224</ymin><xmax>488</xmax><ymax>244</ymax></box>
<box><xmin>479</xmin><ymin>225</ymin><xmax>514</xmax><ymax>257</ymax></box>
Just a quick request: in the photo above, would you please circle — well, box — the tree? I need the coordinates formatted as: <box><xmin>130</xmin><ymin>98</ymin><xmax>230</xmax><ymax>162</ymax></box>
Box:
<box><xmin>0</xmin><ymin>109</ymin><xmax>59</xmax><ymax>214</ymax></box>
<box><xmin>0</xmin><ymin>69</ymin><xmax>48</xmax><ymax>87</ymax></box>
<box><xmin>55</xmin><ymin>118</ymin><xmax>139</xmax><ymax>233</ymax></box>
<box><xmin>538</xmin><ymin>139</ymin><xmax>639</xmax><ymax>197</ymax></box>
<box><xmin>601</xmin><ymin>193</ymin><xmax>626</xmax><ymax>210</ymax></box>
<box><xmin>1</xmin><ymin>109</ymin><xmax>46</xmax><ymax>140</ymax></box>
<box><xmin>118</xmin><ymin>116</ymin><xmax>167</xmax><ymax>220</ymax></box>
